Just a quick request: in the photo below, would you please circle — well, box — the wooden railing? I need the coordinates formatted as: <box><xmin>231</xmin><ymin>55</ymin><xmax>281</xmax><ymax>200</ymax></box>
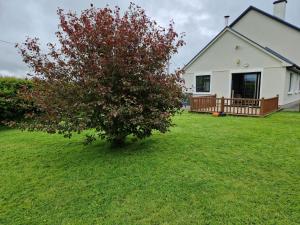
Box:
<box><xmin>190</xmin><ymin>94</ymin><xmax>216</xmax><ymax>111</ymax></box>
<box><xmin>190</xmin><ymin>95</ymin><xmax>279</xmax><ymax>116</ymax></box>
<box><xmin>260</xmin><ymin>96</ymin><xmax>279</xmax><ymax>115</ymax></box>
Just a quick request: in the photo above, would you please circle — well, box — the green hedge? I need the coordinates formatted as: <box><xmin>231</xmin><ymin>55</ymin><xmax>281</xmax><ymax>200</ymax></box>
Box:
<box><xmin>0</xmin><ymin>77</ymin><xmax>34</xmax><ymax>122</ymax></box>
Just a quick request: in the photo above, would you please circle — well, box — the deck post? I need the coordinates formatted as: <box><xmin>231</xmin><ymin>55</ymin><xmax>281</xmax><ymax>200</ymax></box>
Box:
<box><xmin>260</xmin><ymin>97</ymin><xmax>265</xmax><ymax>116</ymax></box>
<box><xmin>220</xmin><ymin>97</ymin><xmax>225</xmax><ymax>112</ymax></box>
<box><xmin>276</xmin><ymin>94</ymin><xmax>279</xmax><ymax>110</ymax></box>
<box><xmin>213</xmin><ymin>94</ymin><xmax>217</xmax><ymax>108</ymax></box>
<box><xmin>189</xmin><ymin>95</ymin><xmax>193</xmax><ymax>111</ymax></box>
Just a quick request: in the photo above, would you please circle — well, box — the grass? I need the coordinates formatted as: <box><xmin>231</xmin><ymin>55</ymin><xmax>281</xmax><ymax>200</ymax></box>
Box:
<box><xmin>0</xmin><ymin>112</ymin><xmax>300</xmax><ymax>225</ymax></box>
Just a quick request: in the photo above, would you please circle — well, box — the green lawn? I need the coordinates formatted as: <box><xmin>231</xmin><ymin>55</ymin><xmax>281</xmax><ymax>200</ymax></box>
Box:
<box><xmin>1</xmin><ymin>112</ymin><xmax>299</xmax><ymax>225</ymax></box>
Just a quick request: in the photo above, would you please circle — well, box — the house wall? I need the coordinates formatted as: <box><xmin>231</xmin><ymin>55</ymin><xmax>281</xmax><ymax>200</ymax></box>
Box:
<box><xmin>282</xmin><ymin>69</ymin><xmax>300</xmax><ymax>106</ymax></box>
<box><xmin>261</xmin><ymin>67</ymin><xmax>286</xmax><ymax>105</ymax></box>
<box><xmin>232</xmin><ymin>10</ymin><xmax>300</xmax><ymax>65</ymax></box>
<box><xmin>211</xmin><ymin>70</ymin><xmax>230</xmax><ymax>97</ymax></box>
<box><xmin>183</xmin><ymin>30</ymin><xmax>289</xmax><ymax>104</ymax></box>
<box><xmin>184</xmin><ymin>31</ymin><xmax>282</xmax><ymax>73</ymax></box>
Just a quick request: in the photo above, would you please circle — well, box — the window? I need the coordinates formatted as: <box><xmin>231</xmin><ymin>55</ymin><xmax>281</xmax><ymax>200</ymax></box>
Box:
<box><xmin>196</xmin><ymin>75</ymin><xmax>210</xmax><ymax>92</ymax></box>
<box><xmin>288</xmin><ymin>73</ymin><xmax>293</xmax><ymax>93</ymax></box>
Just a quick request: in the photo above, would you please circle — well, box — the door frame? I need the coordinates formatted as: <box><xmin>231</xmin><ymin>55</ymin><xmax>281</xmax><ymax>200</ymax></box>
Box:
<box><xmin>229</xmin><ymin>68</ymin><xmax>263</xmax><ymax>99</ymax></box>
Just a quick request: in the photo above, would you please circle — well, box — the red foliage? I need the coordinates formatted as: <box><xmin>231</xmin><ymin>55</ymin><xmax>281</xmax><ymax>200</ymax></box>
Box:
<box><xmin>17</xmin><ymin>3</ymin><xmax>185</xmax><ymax>145</ymax></box>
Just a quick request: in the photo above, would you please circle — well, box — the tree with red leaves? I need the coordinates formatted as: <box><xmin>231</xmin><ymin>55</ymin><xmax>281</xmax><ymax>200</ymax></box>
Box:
<box><xmin>17</xmin><ymin>3</ymin><xmax>185</xmax><ymax>145</ymax></box>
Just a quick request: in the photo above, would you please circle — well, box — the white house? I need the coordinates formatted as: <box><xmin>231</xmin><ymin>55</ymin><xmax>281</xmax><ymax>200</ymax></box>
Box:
<box><xmin>183</xmin><ymin>0</ymin><xmax>300</xmax><ymax>107</ymax></box>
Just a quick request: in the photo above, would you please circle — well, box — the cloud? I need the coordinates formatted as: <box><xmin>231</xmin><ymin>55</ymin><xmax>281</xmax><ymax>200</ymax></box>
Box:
<box><xmin>0</xmin><ymin>0</ymin><xmax>299</xmax><ymax>76</ymax></box>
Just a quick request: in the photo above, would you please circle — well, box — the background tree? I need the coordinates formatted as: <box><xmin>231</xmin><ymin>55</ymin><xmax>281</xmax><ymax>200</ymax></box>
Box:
<box><xmin>17</xmin><ymin>3</ymin><xmax>185</xmax><ymax>145</ymax></box>
<box><xmin>0</xmin><ymin>77</ymin><xmax>34</xmax><ymax>123</ymax></box>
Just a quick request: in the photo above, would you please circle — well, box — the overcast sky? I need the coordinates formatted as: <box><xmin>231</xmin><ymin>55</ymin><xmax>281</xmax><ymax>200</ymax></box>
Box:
<box><xmin>0</xmin><ymin>0</ymin><xmax>299</xmax><ymax>77</ymax></box>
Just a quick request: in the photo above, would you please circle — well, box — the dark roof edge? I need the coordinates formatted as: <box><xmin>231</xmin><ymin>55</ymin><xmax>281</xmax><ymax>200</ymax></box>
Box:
<box><xmin>229</xmin><ymin>6</ymin><xmax>300</xmax><ymax>32</ymax></box>
<box><xmin>287</xmin><ymin>65</ymin><xmax>300</xmax><ymax>72</ymax></box>
<box><xmin>264</xmin><ymin>47</ymin><xmax>295</xmax><ymax>65</ymax></box>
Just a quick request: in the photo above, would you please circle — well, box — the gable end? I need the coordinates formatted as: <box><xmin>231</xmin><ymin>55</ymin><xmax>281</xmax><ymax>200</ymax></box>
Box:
<box><xmin>229</xmin><ymin>6</ymin><xmax>300</xmax><ymax>33</ymax></box>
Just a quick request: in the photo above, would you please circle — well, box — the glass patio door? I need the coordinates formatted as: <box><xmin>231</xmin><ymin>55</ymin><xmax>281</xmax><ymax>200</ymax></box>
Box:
<box><xmin>244</xmin><ymin>74</ymin><xmax>259</xmax><ymax>99</ymax></box>
<box><xmin>232</xmin><ymin>72</ymin><xmax>261</xmax><ymax>99</ymax></box>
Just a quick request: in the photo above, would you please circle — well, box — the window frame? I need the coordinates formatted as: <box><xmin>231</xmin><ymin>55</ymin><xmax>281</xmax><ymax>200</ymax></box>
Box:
<box><xmin>288</xmin><ymin>72</ymin><xmax>293</xmax><ymax>94</ymax></box>
<box><xmin>195</xmin><ymin>75</ymin><xmax>211</xmax><ymax>93</ymax></box>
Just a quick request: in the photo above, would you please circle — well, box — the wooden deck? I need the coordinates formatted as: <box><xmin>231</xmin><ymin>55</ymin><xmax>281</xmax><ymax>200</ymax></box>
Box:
<box><xmin>189</xmin><ymin>95</ymin><xmax>279</xmax><ymax>117</ymax></box>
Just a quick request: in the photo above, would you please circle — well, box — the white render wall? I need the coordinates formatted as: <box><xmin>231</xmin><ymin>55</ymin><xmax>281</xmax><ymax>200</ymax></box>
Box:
<box><xmin>184</xmin><ymin>67</ymin><xmax>300</xmax><ymax>106</ymax></box>
<box><xmin>210</xmin><ymin>70</ymin><xmax>230</xmax><ymax>97</ymax></box>
<box><xmin>232</xmin><ymin>10</ymin><xmax>300</xmax><ymax>66</ymax></box>
<box><xmin>184</xmin><ymin>31</ymin><xmax>282</xmax><ymax>73</ymax></box>
<box><xmin>183</xmin><ymin>30</ymin><xmax>292</xmax><ymax>105</ymax></box>
<box><xmin>283</xmin><ymin>69</ymin><xmax>300</xmax><ymax>105</ymax></box>
<box><xmin>260</xmin><ymin>67</ymin><xmax>285</xmax><ymax>105</ymax></box>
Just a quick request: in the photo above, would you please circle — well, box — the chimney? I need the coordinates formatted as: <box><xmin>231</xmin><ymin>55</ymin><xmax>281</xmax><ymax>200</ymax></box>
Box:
<box><xmin>273</xmin><ymin>0</ymin><xmax>287</xmax><ymax>20</ymax></box>
<box><xmin>224</xmin><ymin>15</ymin><xmax>230</xmax><ymax>27</ymax></box>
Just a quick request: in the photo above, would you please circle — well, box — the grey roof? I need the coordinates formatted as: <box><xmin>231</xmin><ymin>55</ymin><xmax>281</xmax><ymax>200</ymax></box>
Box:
<box><xmin>264</xmin><ymin>47</ymin><xmax>297</xmax><ymax>66</ymax></box>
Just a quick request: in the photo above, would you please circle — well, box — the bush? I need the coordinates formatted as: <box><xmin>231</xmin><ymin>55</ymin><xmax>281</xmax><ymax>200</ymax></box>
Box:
<box><xmin>0</xmin><ymin>77</ymin><xmax>34</xmax><ymax>122</ymax></box>
<box><xmin>16</xmin><ymin>3</ymin><xmax>185</xmax><ymax>145</ymax></box>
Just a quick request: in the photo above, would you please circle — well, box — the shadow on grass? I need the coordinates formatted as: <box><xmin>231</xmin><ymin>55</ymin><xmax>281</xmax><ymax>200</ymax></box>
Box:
<box><xmin>0</xmin><ymin>125</ymin><xmax>11</xmax><ymax>132</ymax></box>
<box><xmin>35</xmin><ymin>137</ymin><xmax>161</xmax><ymax>171</ymax></box>
<box><xmin>84</xmin><ymin>137</ymin><xmax>159</xmax><ymax>156</ymax></box>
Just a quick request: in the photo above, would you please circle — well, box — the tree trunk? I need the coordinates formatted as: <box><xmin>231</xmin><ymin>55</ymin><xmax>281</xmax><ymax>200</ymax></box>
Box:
<box><xmin>111</xmin><ymin>135</ymin><xmax>126</xmax><ymax>147</ymax></box>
